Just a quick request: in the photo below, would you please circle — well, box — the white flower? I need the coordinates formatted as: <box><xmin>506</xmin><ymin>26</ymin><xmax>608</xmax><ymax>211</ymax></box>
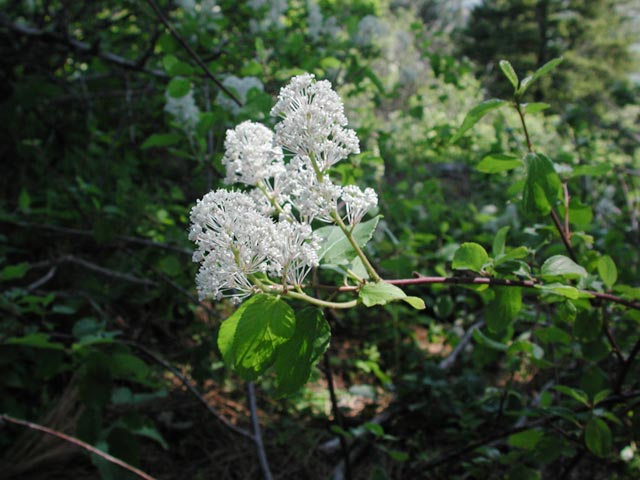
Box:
<box><xmin>272</xmin><ymin>221</ymin><xmax>320</xmax><ymax>286</ymax></box>
<box><xmin>222</xmin><ymin>121</ymin><xmax>285</xmax><ymax>187</ymax></box>
<box><xmin>218</xmin><ymin>76</ymin><xmax>264</xmax><ymax>114</ymax></box>
<box><xmin>248</xmin><ymin>0</ymin><xmax>288</xmax><ymax>31</ymax></box>
<box><xmin>189</xmin><ymin>190</ymin><xmax>276</xmax><ymax>302</ymax></box>
<box><xmin>341</xmin><ymin>185</ymin><xmax>378</xmax><ymax>226</ymax></box>
<box><xmin>165</xmin><ymin>88</ymin><xmax>200</xmax><ymax>132</ymax></box>
<box><xmin>354</xmin><ymin>15</ymin><xmax>388</xmax><ymax>47</ymax></box>
<box><xmin>280</xmin><ymin>155</ymin><xmax>342</xmax><ymax>223</ymax></box>
<box><xmin>271</xmin><ymin>73</ymin><xmax>360</xmax><ymax>172</ymax></box>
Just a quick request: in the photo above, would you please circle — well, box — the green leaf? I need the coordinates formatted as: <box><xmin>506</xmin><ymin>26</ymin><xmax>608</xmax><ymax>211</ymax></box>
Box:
<box><xmin>585</xmin><ymin>418</ymin><xmax>612</xmax><ymax>457</ymax></box>
<box><xmin>593</xmin><ymin>389</ymin><xmax>612</xmax><ymax>406</ymax></box>
<box><xmin>167</xmin><ymin>78</ymin><xmax>191</xmax><ymax>98</ymax></box>
<box><xmin>571</xmin><ymin>164</ymin><xmax>611</xmax><ymax>177</ymax></box>
<box><xmin>554</xmin><ymin>385</ymin><xmax>590</xmax><ymax>406</ymax></box>
<box><xmin>403</xmin><ymin>296</ymin><xmax>426</xmax><ymax>310</ymax></box>
<box><xmin>535</xmin><ymin>283</ymin><xmax>582</xmax><ymax>299</ymax></box>
<box><xmin>452</xmin><ymin>242</ymin><xmax>489</xmax><ymax>272</ymax></box>
<box><xmin>508</xmin><ymin>429</ymin><xmax>544</xmax><ymax>449</ymax></box>
<box><xmin>492</xmin><ymin>226</ymin><xmax>510</xmax><ymax>256</ymax></box>
<box><xmin>158</xmin><ymin>255</ymin><xmax>181</xmax><ymax>277</ymax></box>
<box><xmin>487</xmin><ymin>287</ymin><xmax>522</xmax><ymax>332</ymax></box>
<box><xmin>4</xmin><ymin>332</ymin><xmax>65</xmax><ymax>350</ymax></box>
<box><xmin>597</xmin><ymin>256</ymin><xmax>617</xmax><ymax>289</ymax></box>
<box><xmin>0</xmin><ymin>262</ymin><xmax>30</xmax><ymax>281</ymax></box>
<box><xmin>162</xmin><ymin>54</ymin><xmax>194</xmax><ymax>76</ymax></box>
<box><xmin>518</xmin><ymin>57</ymin><xmax>563</xmax><ymax>96</ymax></box>
<box><xmin>359</xmin><ymin>282</ymin><xmax>425</xmax><ymax>309</ymax></box>
<box><xmin>522</xmin><ymin>153</ymin><xmax>562</xmax><ymax>216</ymax></box>
<box><xmin>524</xmin><ymin>102</ymin><xmax>550</xmax><ymax>114</ymax></box>
<box><xmin>541</xmin><ymin>255</ymin><xmax>587</xmax><ymax>280</ymax></box>
<box><xmin>472</xmin><ymin>329</ymin><xmax>508</xmax><ymax>351</ymax></box>
<box><xmin>316</xmin><ymin>216</ymin><xmax>380</xmax><ymax>265</ymax></box>
<box><xmin>499</xmin><ymin>60</ymin><xmax>519</xmax><ymax>90</ymax></box>
<box><xmin>217</xmin><ymin>295</ymin><xmax>296</xmax><ymax>380</ymax></box>
<box><xmin>494</xmin><ymin>247</ymin><xmax>529</xmax><ymax>267</ymax></box>
<box><xmin>141</xmin><ymin>133</ymin><xmax>182</xmax><ymax>149</ymax></box>
<box><xmin>535</xmin><ymin>326</ymin><xmax>571</xmax><ymax>345</ymax></box>
<box><xmin>450</xmin><ymin>99</ymin><xmax>508</xmax><ymax>143</ymax></box>
<box><xmin>477</xmin><ymin>153</ymin><xmax>522</xmax><ymax>174</ymax></box>
<box><xmin>18</xmin><ymin>189</ymin><xmax>31</xmax><ymax>211</ymax></box>
<box><xmin>573</xmin><ymin>312</ymin><xmax>602</xmax><ymax>341</ymax></box>
<box><xmin>273</xmin><ymin>308</ymin><xmax>330</xmax><ymax>396</ymax></box>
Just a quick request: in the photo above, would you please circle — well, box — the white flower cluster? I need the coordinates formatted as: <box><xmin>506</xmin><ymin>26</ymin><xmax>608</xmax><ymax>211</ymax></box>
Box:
<box><xmin>217</xmin><ymin>76</ymin><xmax>264</xmax><ymax>115</ymax></box>
<box><xmin>190</xmin><ymin>74</ymin><xmax>378</xmax><ymax>302</ymax></box>
<box><xmin>165</xmin><ymin>88</ymin><xmax>200</xmax><ymax>133</ymax></box>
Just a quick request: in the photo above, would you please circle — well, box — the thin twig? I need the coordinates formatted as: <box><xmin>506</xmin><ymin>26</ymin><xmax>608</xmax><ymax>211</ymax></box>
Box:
<box><xmin>26</xmin><ymin>266</ymin><xmax>57</xmax><ymax>292</ymax></box>
<box><xmin>323</xmin><ymin>354</ymin><xmax>352</xmax><ymax>480</ymax></box>
<box><xmin>142</xmin><ymin>0</ymin><xmax>242</xmax><ymax>107</ymax></box>
<box><xmin>423</xmin><ymin>391</ymin><xmax>640</xmax><ymax>471</ymax></box>
<box><xmin>5</xmin><ymin>219</ymin><xmax>192</xmax><ymax>255</ymax></box>
<box><xmin>247</xmin><ymin>382</ymin><xmax>273</xmax><ymax>480</ymax></box>
<box><xmin>384</xmin><ymin>275</ymin><xmax>640</xmax><ymax>311</ymax></box>
<box><xmin>602</xmin><ymin>306</ymin><xmax>624</xmax><ymax>365</ymax></box>
<box><xmin>124</xmin><ymin>341</ymin><xmax>254</xmax><ymax>441</ymax></box>
<box><xmin>0</xmin><ymin>414</ymin><xmax>158</xmax><ymax>480</ymax></box>
<box><xmin>0</xmin><ymin>16</ymin><xmax>167</xmax><ymax>78</ymax></box>
<box><xmin>550</xmin><ymin>208</ymin><xmax>578</xmax><ymax>262</ymax></box>
<box><xmin>615</xmin><ymin>337</ymin><xmax>640</xmax><ymax>394</ymax></box>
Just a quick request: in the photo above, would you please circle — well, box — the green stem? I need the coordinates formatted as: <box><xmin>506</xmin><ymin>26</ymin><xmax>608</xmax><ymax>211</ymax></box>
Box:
<box><xmin>284</xmin><ymin>290</ymin><xmax>357</xmax><ymax>309</ymax></box>
<box><xmin>256</xmin><ymin>181</ymin><xmax>286</xmax><ymax>217</ymax></box>
<box><xmin>330</xmin><ymin>210</ymin><xmax>381</xmax><ymax>282</ymax></box>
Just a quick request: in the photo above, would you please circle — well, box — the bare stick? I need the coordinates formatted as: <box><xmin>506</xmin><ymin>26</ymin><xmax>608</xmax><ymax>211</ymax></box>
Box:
<box><xmin>0</xmin><ymin>414</ymin><xmax>158</xmax><ymax>480</ymax></box>
<box><xmin>247</xmin><ymin>382</ymin><xmax>273</xmax><ymax>480</ymax></box>
<box><xmin>143</xmin><ymin>0</ymin><xmax>242</xmax><ymax>106</ymax></box>
<box><xmin>0</xmin><ymin>16</ymin><xmax>167</xmax><ymax>78</ymax></box>
<box><xmin>323</xmin><ymin>354</ymin><xmax>352</xmax><ymax>480</ymax></box>
<box><xmin>124</xmin><ymin>341</ymin><xmax>254</xmax><ymax>441</ymax></box>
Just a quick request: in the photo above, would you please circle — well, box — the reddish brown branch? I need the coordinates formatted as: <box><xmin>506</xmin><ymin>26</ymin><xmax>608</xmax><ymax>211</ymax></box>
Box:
<box><xmin>0</xmin><ymin>414</ymin><xmax>158</xmax><ymax>480</ymax></box>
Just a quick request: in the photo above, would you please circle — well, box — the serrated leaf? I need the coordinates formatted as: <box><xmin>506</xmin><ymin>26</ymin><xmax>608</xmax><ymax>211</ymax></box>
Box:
<box><xmin>524</xmin><ymin>102</ymin><xmax>550</xmax><ymax>114</ymax></box>
<box><xmin>273</xmin><ymin>308</ymin><xmax>330</xmax><ymax>396</ymax></box>
<box><xmin>541</xmin><ymin>255</ymin><xmax>587</xmax><ymax>280</ymax></box>
<box><xmin>472</xmin><ymin>329</ymin><xmax>508</xmax><ymax>351</ymax></box>
<box><xmin>597</xmin><ymin>256</ymin><xmax>617</xmax><ymax>289</ymax></box>
<box><xmin>487</xmin><ymin>287</ymin><xmax>522</xmax><ymax>332</ymax></box>
<box><xmin>316</xmin><ymin>216</ymin><xmax>380</xmax><ymax>265</ymax></box>
<box><xmin>518</xmin><ymin>57</ymin><xmax>563</xmax><ymax>96</ymax></box>
<box><xmin>477</xmin><ymin>153</ymin><xmax>522</xmax><ymax>174</ymax></box>
<box><xmin>522</xmin><ymin>153</ymin><xmax>562</xmax><ymax>216</ymax></box>
<box><xmin>554</xmin><ymin>385</ymin><xmax>590</xmax><ymax>406</ymax></box>
<box><xmin>450</xmin><ymin>99</ymin><xmax>508</xmax><ymax>143</ymax></box>
<box><xmin>499</xmin><ymin>60</ymin><xmax>519</xmax><ymax>90</ymax></box>
<box><xmin>141</xmin><ymin>133</ymin><xmax>182</xmax><ymax>149</ymax></box>
<box><xmin>494</xmin><ymin>247</ymin><xmax>530</xmax><ymax>267</ymax></box>
<box><xmin>167</xmin><ymin>78</ymin><xmax>191</xmax><ymax>98</ymax></box>
<box><xmin>452</xmin><ymin>242</ymin><xmax>489</xmax><ymax>272</ymax></box>
<box><xmin>217</xmin><ymin>295</ymin><xmax>295</xmax><ymax>380</ymax></box>
<box><xmin>585</xmin><ymin>418</ymin><xmax>612</xmax><ymax>457</ymax></box>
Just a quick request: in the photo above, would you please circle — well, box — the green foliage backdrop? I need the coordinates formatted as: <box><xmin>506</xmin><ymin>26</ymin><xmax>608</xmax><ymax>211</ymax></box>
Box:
<box><xmin>1</xmin><ymin>0</ymin><xmax>639</xmax><ymax>479</ymax></box>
